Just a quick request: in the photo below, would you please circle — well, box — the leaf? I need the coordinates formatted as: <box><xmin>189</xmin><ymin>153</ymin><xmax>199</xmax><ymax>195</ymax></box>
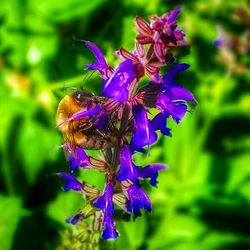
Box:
<box><xmin>116</xmin><ymin>216</ymin><xmax>147</xmax><ymax>250</ymax></box>
<box><xmin>18</xmin><ymin>119</ymin><xmax>59</xmax><ymax>186</ymax></box>
<box><xmin>0</xmin><ymin>195</ymin><xmax>25</xmax><ymax>250</ymax></box>
<box><xmin>46</xmin><ymin>191</ymin><xmax>83</xmax><ymax>224</ymax></box>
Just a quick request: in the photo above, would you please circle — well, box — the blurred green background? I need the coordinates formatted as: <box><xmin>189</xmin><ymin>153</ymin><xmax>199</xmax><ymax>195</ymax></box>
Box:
<box><xmin>0</xmin><ymin>0</ymin><xmax>250</xmax><ymax>249</ymax></box>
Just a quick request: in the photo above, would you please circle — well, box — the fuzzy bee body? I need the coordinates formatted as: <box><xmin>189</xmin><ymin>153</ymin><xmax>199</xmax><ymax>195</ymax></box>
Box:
<box><xmin>56</xmin><ymin>90</ymin><xmax>118</xmax><ymax>150</ymax></box>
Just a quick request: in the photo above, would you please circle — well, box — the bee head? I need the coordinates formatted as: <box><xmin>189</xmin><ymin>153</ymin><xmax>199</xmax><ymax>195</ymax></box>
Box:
<box><xmin>72</xmin><ymin>90</ymin><xmax>93</xmax><ymax>104</ymax></box>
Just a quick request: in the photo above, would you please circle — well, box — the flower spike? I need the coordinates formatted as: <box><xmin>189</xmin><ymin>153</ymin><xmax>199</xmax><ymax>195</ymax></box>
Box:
<box><xmin>56</xmin><ymin>7</ymin><xmax>195</xmax><ymax>241</ymax></box>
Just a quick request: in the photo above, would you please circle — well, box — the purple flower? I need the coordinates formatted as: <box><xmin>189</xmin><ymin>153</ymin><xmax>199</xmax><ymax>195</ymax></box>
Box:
<box><xmin>151</xmin><ymin>111</ymin><xmax>171</xmax><ymax>136</ymax></box>
<box><xmin>156</xmin><ymin>93</ymin><xmax>188</xmax><ymax>123</ymax></box>
<box><xmin>66</xmin><ymin>212</ymin><xmax>84</xmax><ymax>225</ymax></box>
<box><xmin>124</xmin><ymin>183</ymin><xmax>152</xmax><ymax>217</ymax></box>
<box><xmin>57</xmin><ymin>173</ymin><xmax>83</xmax><ymax>192</ymax></box>
<box><xmin>93</xmin><ymin>183</ymin><xmax>114</xmax><ymax>215</ymax></box>
<box><xmin>102</xmin><ymin>213</ymin><xmax>119</xmax><ymax>240</ymax></box>
<box><xmin>131</xmin><ymin>105</ymin><xmax>157</xmax><ymax>152</ymax></box>
<box><xmin>85</xmin><ymin>41</ymin><xmax>112</xmax><ymax>79</ymax></box>
<box><xmin>117</xmin><ymin>145</ymin><xmax>139</xmax><ymax>181</ymax></box>
<box><xmin>139</xmin><ymin>163</ymin><xmax>167</xmax><ymax>187</ymax></box>
<box><xmin>155</xmin><ymin>64</ymin><xmax>196</xmax><ymax>123</ymax></box>
<box><xmin>64</xmin><ymin>144</ymin><xmax>90</xmax><ymax>172</ymax></box>
<box><xmin>93</xmin><ymin>183</ymin><xmax>119</xmax><ymax>239</ymax></box>
<box><xmin>102</xmin><ymin>59</ymin><xmax>136</xmax><ymax>102</ymax></box>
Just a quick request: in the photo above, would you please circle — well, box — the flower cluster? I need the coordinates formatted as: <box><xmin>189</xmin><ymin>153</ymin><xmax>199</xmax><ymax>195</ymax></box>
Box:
<box><xmin>56</xmin><ymin>7</ymin><xmax>196</xmax><ymax>240</ymax></box>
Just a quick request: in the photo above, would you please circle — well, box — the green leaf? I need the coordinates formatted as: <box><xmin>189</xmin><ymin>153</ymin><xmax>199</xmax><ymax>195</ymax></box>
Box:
<box><xmin>18</xmin><ymin>119</ymin><xmax>59</xmax><ymax>186</ymax></box>
<box><xmin>46</xmin><ymin>191</ymin><xmax>83</xmax><ymax>224</ymax></box>
<box><xmin>0</xmin><ymin>195</ymin><xmax>25</xmax><ymax>250</ymax></box>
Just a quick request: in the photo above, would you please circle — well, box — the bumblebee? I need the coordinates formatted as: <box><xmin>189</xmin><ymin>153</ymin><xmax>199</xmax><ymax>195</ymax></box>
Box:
<box><xmin>56</xmin><ymin>90</ymin><xmax>118</xmax><ymax>150</ymax></box>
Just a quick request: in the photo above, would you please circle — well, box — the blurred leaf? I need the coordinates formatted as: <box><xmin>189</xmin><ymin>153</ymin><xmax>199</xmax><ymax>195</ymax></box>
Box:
<box><xmin>18</xmin><ymin>119</ymin><xmax>59</xmax><ymax>185</ymax></box>
<box><xmin>0</xmin><ymin>195</ymin><xmax>25</xmax><ymax>250</ymax></box>
<box><xmin>116</xmin><ymin>216</ymin><xmax>147</xmax><ymax>250</ymax></box>
<box><xmin>38</xmin><ymin>0</ymin><xmax>106</xmax><ymax>22</ymax></box>
<box><xmin>46</xmin><ymin>191</ymin><xmax>83</xmax><ymax>224</ymax></box>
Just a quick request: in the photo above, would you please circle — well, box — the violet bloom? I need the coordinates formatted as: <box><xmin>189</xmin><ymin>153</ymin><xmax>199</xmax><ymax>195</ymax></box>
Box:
<box><xmin>93</xmin><ymin>183</ymin><xmax>119</xmax><ymax>239</ymax></box>
<box><xmin>64</xmin><ymin>144</ymin><xmax>90</xmax><ymax>172</ymax></box>
<box><xmin>102</xmin><ymin>59</ymin><xmax>136</xmax><ymax>102</ymax></box>
<box><xmin>102</xmin><ymin>213</ymin><xmax>119</xmax><ymax>240</ymax></box>
<box><xmin>117</xmin><ymin>145</ymin><xmax>140</xmax><ymax>181</ymax></box>
<box><xmin>131</xmin><ymin>105</ymin><xmax>158</xmax><ymax>152</ymax></box>
<box><xmin>57</xmin><ymin>173</ymin><xmax>83</xmax><ymax>192</ymax></box>
<box><xmin>85</xmin><ymin>41</ymin><xmax>113</xmax><ymax>79</ymax></box>
<box><xmin>124</xmin><ymin>183</ymin><xmax>152</xmax><ymax>217</ymax></box>
<box><xmin>139</xmin><ymin>163</ymin><xmax>167</xmax><ymax>187</ymax></box>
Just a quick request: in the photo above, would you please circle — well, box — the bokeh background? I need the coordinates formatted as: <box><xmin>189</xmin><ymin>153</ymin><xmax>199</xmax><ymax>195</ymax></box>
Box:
<box><xmin>0</xmin><ymin>0</ymin><xmax>249</xmax><ymax>249</ymax></box>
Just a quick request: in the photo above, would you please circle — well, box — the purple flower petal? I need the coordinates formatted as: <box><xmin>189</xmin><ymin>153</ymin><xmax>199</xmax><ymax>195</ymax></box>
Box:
<box><xmin>131</xmin><ymin>106</ymin><xmax>157</xmax><ymax>152</ymax></box>
<box><xmin>66</xmin><ymin>212</ymin><xmax>84</xmax><ymax>225</ymax></box>
<box><xmin>167</xmin><ymin>7</ymin><xmax>182</xmax><ymax>23</ymax></box>
<box><xmin>117</xmin><ymin>145</ymin><xmax>139</xmax><ymax>182</ymax></box>
<box><xmin>64</xmin><ymin>144</ymin><xmax>89</xmax><ymax>171</ymax></box>
<box><xmin>156</xmin><ymin>93</ymin><xmax>188</xmax><ymax>123</ymax></box>
<box><xmin>57</xmin><ymin>173</ymin><xmax>82</xmax><ymax>192</ymax></box>
<box><xmin>139</xmin><ymin>163</ymin><xmax>167</xmax><ymax>187</ymax></box>
<box><xmin>166</xmin><ymin>84</ymin><xmax>196</xmax><ymax>103</ymax></box>
<box><xmin>102</xmin><ymin>59</ymin><xmax>135</xmax><ymax>102</ymax></box>
<box><xmin>93</xmin><ymin>183</ymin><xmax>114</xmax><ymax>215</ymax></box>
<box><xmin>151</xmin><ymin>112</ymin><xmax>171</xmax><ymax>136</ymax></box>
<box><xmin>168</xmin><ymin>102</ymin><xmax>188</xmax><ymax>123</ymax></box>
<box><xmin>67</xmin><ymin>106</ymin><xmax>102</xmax><ymax>122</ymax></box>
<box><xmin>125</xmin><ymin>184</ymin><xmax>152</xmax><ymax>217</ymax></box>
<box><xmin>162</xmin><ymin>63</ymin><xmax>190</xmax><ymax>84</ymax></box>
<box><xmin>85</xmin><ymin>41</ymin><xmax>111</xmax><ymax>79</ymax></box>
<box><xmin>102</xmin><ymin>213</ymin><xmax>119</xmax><ymax>240</ymax></box>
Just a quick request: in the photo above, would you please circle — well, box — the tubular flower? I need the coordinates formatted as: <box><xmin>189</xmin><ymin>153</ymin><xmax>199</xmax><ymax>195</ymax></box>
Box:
<box><xmin>56</xmin><ymin>8</ymin><xmax>196</xmax><ymax>241</ymax></box>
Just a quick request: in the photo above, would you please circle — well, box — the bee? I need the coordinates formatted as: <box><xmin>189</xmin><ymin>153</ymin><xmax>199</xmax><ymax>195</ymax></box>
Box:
<box><xmin>56</xmin><ymin>90</ymin><xmax>119</xmax><ymax>150</ymax></box>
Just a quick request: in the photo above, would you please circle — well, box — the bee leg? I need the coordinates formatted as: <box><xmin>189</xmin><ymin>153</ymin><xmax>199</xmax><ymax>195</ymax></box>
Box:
<box><xmin>78</xmin><ymin>121</ymin><xmax>93</xmax><ymax>131</ymax></box>
<box><xmin>95</xmin><ymin>128</ymin><xmax>106</xmax><ymax>137</ymax></box>
<box><xmin>101</xmin><ymin>148</ymin><xmax>112</xmax><ymax>164</ymax></box>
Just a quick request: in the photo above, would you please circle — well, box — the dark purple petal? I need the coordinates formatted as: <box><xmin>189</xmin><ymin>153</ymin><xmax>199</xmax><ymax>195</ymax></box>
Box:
<box><xmin>85</xmin><ymin>41</ymin><xmax>110</xmax><ymax>79</ymax></box>
<box><xmin>125</xmin><ymin>184</ymin><xmax>152</xmax><ymax>217</ymax></box>
<box><xmin>102</xmin><ymin>213</ymin><xmax>119</xmax><ymax>240</ymax></box>
<box><xmin>167</xmin><ymin>7</ymin><xmax>182</xmax><ymax>23</ymax></box>
<box><xmin>64</xmin><ymin>144</ymin><xmax>89</xmax><ymax>171</ymax></box>
<box><xmin>131</xmin><ymin>106</ymin><xmax>157</xmax><ymax>152</ymax></box>
<box><xmin>66</xmin><ymin>213</ymin><xmax>83</xmax><ymax>225</ymax></box>
<box><xmin>166</xmin><ymin>84</ymin><xmax>196</xmax><ymax>103</ymax></box>
<box><xmin>156</xmin><ymin>93</ymin><xmax>188</xmax><ymax>123</ymax></box>
<box><xmin>162</xmin><ymin>63</ymin><xmax>189</xmax><ymax>84</ymax></box>
<box><xmin>167</xmin><ymin>102</ymin><xmax>187</xmax><ymax>123</ymax></box>
<box><xmin>117</xmin><ymin>145</ymin><xmax>139</xmax><ymax>182</ymax></box>
<box><xmin>139</xmin><ymin>163</ymin><xmax>167</xmax><ymax>186</ymax></box>
<box><xmin>67</xmin><ymin>106</ymin><xmax>102</xmax><ymax>122</ymax></box>
<box><xmin>57</xmin><ymin>173</ymin><xmax>82</xmax><ymax>192</ymax></box>
<box><xmin>102</xmin><ymin>59</ymin><xmax>135</xmax><ymax>102</ymax></box>
<box><xmin>156</xmin><ymin>93</ymin><xmax>170</xmax><ymax>111</ymax></box>
<box><xmin>93</xmin><ymin>183</ymin><xmax>114</xmax><ymax>215</ymax></box>
<box><xmin>151</xmin><ymin>112</ymin><xmax>171</xmax><ymax>136</ymax></box>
